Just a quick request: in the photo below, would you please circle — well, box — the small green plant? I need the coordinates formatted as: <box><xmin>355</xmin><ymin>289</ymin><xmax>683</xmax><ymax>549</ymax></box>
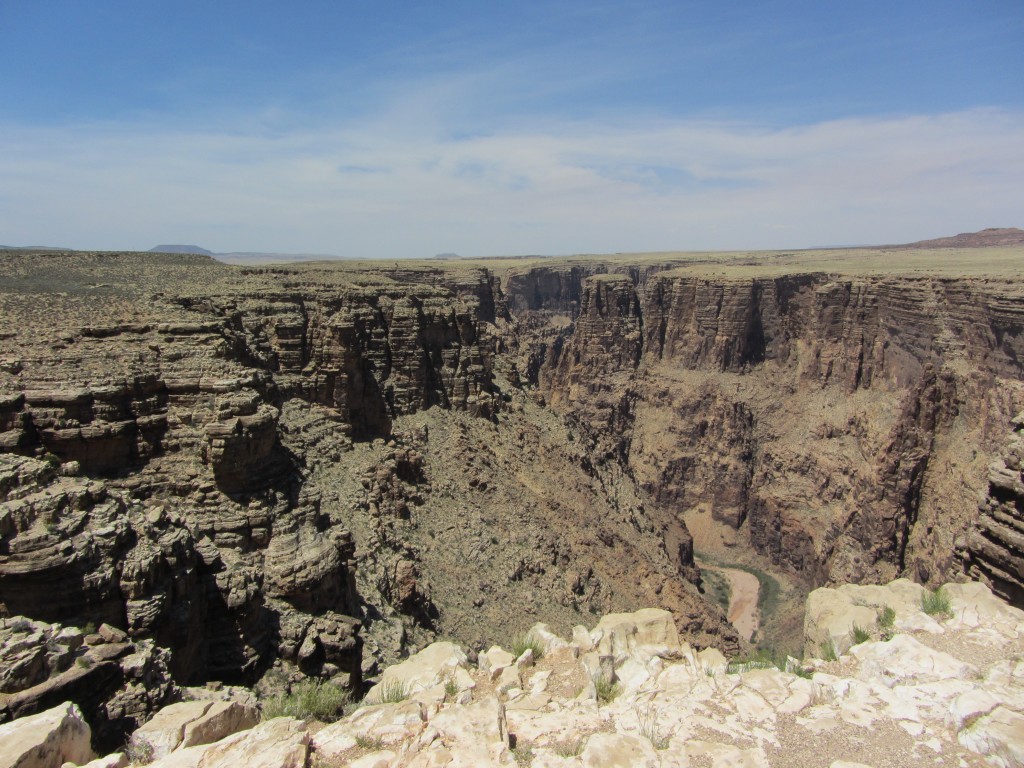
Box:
<box><xmin>850</xmin><ymin>624</ymin><xmax>871</xmax><ymax>645</ymax></box>
<box><xmin>444</xmin><ymin>678</ymin><xmax>459</xmax><ymax>702</ymax></box>
<box><xmin>81</xmin><ymin>621</ymin><xmax>97</xmax><ymax>635</ymax></box>
<box><xmin>877</xmin><ymin>604</ymin><xmax>896</xmax><ymax>629</ymax></box>
<box><xmin>875</xmin><ymin>605</ymin><xmax>897</xmax><ymax>641</ymax></box>
<box><xmin>76</xmin><ymin>655</ymin><xmax>94</xmax><ymax>669</ymax></box>
<box><xmin>512</xmin><ymin>742</ymin><xmax>535</xmax><ymax>766</ymax></box>
<box><xmin>819</xmin><ymin>640</ymin><xmax>838</xmax><ymax>662</ymax></box>
<box><xmin>637</xmin><ymin>703</ymin><xmax>670</xmax><ymax>750</ymax></box>
<box><xmin>921</xmin><ymin>587</ymin><xmax>952</xmax><ymax>617</ymax></box>
<box><xmin>354</xmin><ymin>734</ymin><xmax>384</xmax><ymax>751</ymax></box>
<box><xmin>594</xmin><ymin>673</ymin><xmax>620</xmax><ymax>704</ymax></box>
<box><xmin>552</xmin><ymin>738</ymin><xmax>585</xmax><ymax>757</ymax></box>
<box><xmin>260</xmin><ymin>679</ymin><xmax>350</xmax><ymax>722</ymax></box>
<box><xmin>510</xmin><ymin>632</ymin><xmax>544</xmax><ymax>661</ymax></box>
<box><xmin>124</xmin><ymin>737</ymin><xmax>154</xmax><ymax>765</ymax></box>
<box><xmin>375</xmin><ymin>678</ymin><xmax>410</xmax><ymax>704</ymax></box>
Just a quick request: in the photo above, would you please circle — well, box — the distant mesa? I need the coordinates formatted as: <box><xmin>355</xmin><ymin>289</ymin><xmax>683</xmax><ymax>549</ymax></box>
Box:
<box><xmin>896</xmin><ymin>227</ymin><xmax>1024</xmax><ymax>249</ymax></box>
<box><xmin>433</xmin><ymin>252</ymin><xmax>461</xmax><ymax>260</ymax></box>
<box><xmin>149</xmin><ymin>244</ymin><xmax>214</xmax><ymax>255</ymax></box>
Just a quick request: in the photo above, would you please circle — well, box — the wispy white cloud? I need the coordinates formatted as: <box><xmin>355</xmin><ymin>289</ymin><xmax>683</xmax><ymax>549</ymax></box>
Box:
<box><xmin>1</xmin><ymin>105</ymin><xmax>1022</xmax><ymax>256</ymax></box>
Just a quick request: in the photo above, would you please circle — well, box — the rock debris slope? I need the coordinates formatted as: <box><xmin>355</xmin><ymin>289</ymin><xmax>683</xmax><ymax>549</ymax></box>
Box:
<box><xmin>0</xmin><ymin>248</ymin><xmax>1023</xmax><ymax>750</ymax></box>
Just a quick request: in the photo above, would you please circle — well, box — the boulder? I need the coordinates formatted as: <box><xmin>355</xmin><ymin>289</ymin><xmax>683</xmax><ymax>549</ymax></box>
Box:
<box><xmin>312</xmin><ymin>701</ymin><xmax>426</xmax><ymax>757</ymax></box>
<box><xmin>426</xmin><ymin>696</ymin><xmax>510</xmax><ymax>766</ymax></box>
<box><xmin>0</xmin><ymin>701</ymin><xmax>94</xmax><ymax>768</ymax></box>
<box><xmin>590</xmin><ymin>608</ymin><xmax>681</xmax><ymax>663</ymax></box>
<box><xmin>850</xmin><ymin>634</ymin><xmax>977</xmax><ymax>687</ymax></box>
<box><xmin>146</xmin><ymin>717</ymin><xmax>309</xmax><ymax>768</ymax></box>
<box><xmin>131</xmin><ymin>700</ymin><xmax>259</xmax><ymax>758</ymax></box>
<box><xmin>365</xmin><ymin>642</ymin><xmax>467</xmax><ymax>703</ymax></box>
<box><xmin>958</xmin><ymin>706</ymin><xmax>1024</xmax><ymax>768</ymax></box>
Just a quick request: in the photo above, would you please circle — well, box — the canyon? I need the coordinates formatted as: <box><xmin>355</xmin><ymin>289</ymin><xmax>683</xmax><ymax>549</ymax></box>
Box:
<box><xmin>0</xmin><ymin>243</ymin><xmax>1022</xmax><ymax>758</ymax></box>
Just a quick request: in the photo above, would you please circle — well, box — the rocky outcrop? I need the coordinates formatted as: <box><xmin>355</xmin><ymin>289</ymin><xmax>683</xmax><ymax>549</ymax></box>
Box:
<box><xmin>0</xmin><ymin>615</ymin><xmax>177</xmax><ymax>751</ymax></box>
<box><xmin>2</xmin><ymin>250</ymin><xmax>1024</xmax><ymax>747</ymax></box>
<box><xmin>964</xmin><ymin>411</ymin><xmax>1024</xmax><ymax>607</ymax></box>
<box><xmin>0</xmin><ymin>701</ymin><xmax>94</xmax><ymax>768</ymax></box>
<box><xmin>42</xmin><ymin>580</ymin><xmax>1024</xmax><ymax>768</ymax></box>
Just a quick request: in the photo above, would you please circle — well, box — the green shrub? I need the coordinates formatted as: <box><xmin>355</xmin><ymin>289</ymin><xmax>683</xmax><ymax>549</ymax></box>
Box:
<box><xmin>510</xmin><ymin>632</ymin><xmax>544</xmax><ymax>661</ymax></box>
<box><xmin>594</xmin><ymin>673</ymin><xmax>620</xmax><ymax>704</ymax></box>
<box><xmin>850</xmin><ymin>624</ymin><xmax>871</xmax><ymax>645</ymax></box>
<box><xmin>921</xmin><ymin>587</ymin><xmax>952</xmax><ymax>617</ymax></box>
<box><xmin>819</xmin><ymin>640</ymin><xmax>838</xmax><ymax>662</ymax></box>
<box><xmin>261</xmin><ymin>679</ymin><xmax>349</xmax><ymax>722</ymax></box>
<box><xmin>354</xmin><ymin>734</ymin><xmax>384</xmax><ymax>750</ymax></box>
<box><xmin>877</xmin><ymin>604</ymin><xmax>896</xmax><ymax>629</ymax></box>
<box><xmin>375</xmin><ymin>678</ymin><xmax>410</xmax><ymax>704</ymax></box>
<box><xmin>124</xmin><ymin>737</ymin><xmax>154</xmax><ymax>765</ymax></box>
<box><xmin>443</xmin><ymin>678</ymin><xmax>459</xmax><ymax>702</ymax></box>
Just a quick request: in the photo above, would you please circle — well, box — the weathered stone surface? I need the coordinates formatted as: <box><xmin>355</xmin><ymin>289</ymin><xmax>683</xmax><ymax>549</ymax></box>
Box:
<box><xmin>131</xmin><ymin>699</ymin><xmax>258</xmax><ymax>759</ymax></box>
<box><xmin>0</xmin><ymin>702</ymin><xmax>94</xmax><ymax>768</ymax></box>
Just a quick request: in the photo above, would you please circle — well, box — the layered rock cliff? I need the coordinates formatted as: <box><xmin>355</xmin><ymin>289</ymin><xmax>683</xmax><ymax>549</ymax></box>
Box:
<box><xmin>1</xmin><ymin>250</ymin><xmax>1022</xmax><ymax>746</ymax></box>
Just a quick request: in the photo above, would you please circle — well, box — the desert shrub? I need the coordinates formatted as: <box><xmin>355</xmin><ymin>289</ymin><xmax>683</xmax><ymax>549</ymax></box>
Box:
<box><xmin>637</xmin><ymin>703</ymin><xmax>670</xmax><ymax>749</ymax></box>
<box><xmin>124</xmin><ymin>737</ymin><xmax>154</xmax><ymax>765</ymax></box>
<box><xmin>512</xmin><ymin>742</ymin><xmax>535</xmax><ymax>766</ymax></box>
<box><xmin>261</xmin><ymin>679</ymin><xmax>349</xmax><ymax>722</ymax></box>
<box><xmin>850</xmin><ymin>624</ymin><xmax>871</xmax><ymax>645</ymax></box>
<box><xmin>375</xmin><ymin>678</ymin><xmax>410</xmax><ymax>704</ymax></box>
<box><xmin>510</xmin><ymin>632</ymin><xmax>544</xmax><ymax>661</ymax></box>
<box><xmin>877</xmin><ymin>605</ymin><xmax>896</xmax><ymax>628</ymax></box>
<box><xmin>921</xmin><ymin>587</ymin><xmax>952</xmax><ymax>617</ymax></box>
<box><xmin>553</xmin><ymin>738</ymin><xmax>585</xmax><ymax>757</ymax></box>
<box><xmin>594</xmin><ymin>672</ymin><xmax>620</xmax><ymax>704</ymax></box>
<box><xmin>354</xmin><ymin>734</ymin><xmax>384</xmax><ymax>750</ymax></box>
<box><xmin>819</xmin><ymin>640</ymin><xmax>838</xmax><ymax>662</ymax></box>
<box><xmin>443</xmin><ymin>678</ymin><xmax>459</xmax><ymax>701</ymax></box>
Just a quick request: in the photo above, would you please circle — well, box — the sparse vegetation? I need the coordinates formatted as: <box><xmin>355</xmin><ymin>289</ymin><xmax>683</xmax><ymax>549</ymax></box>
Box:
<box><xmin>552</xmin><ymin>738</ymin><xmax>585</xmax><ymax>757</ymax></box>
<box><xmin>511</xmin><ymin>632</ymin><xmax>544</xmax><ymax>661</ymax></box>
<box><xmin>850</xmin><ymin>624</ymin><xmax>871</xmax><ymax>645</ymax></box>
<box><xmin>594</xmin><ymin>672</ymin><xmax>620</xmax><ymax>704</ymax></box>
<box><xmin>354</xmin><ymin>734</ymin><xmax>385</xmax><ymax>751</ymax></box>
<box><xmin>819</xmin><ymin>640</ymin><xmax>838</xmax><ymax>662</ymax></box>
<box><xmin>75</xmin><ymin>655</ymin><xmax>94</xmax><ymax>669</ymax></box>
<box><xmin>637</xmin><ymin>703</ymin><xmax>670</xmax><ymax>749</ymax></box>
<box><xmin>444</xmin><ymin>678</ymin><xmax>459</xmax><ymax>702</ymax></box>
<box><xmin>375</xmin><ymin>678</ymin><xmax>411</xmax><ymax>705</ymax></box>
<box><xmin>700</xmin><ymin>568</ymin><xmax>732</xmax><ymax>613</ymax></box>
<box><xmin>921</xmin><ymin>587</ymin><xmax>952</xmax><ymax>617</ymax></box>
<box><xmin>260</xmin><ymin>679</ymin><xmax>349</xmax><ymax>722</ymax></box>
<box><xmin>82</xmin><ymin>621</ymin><xmax>97</xmax><ymax>635</ymax></box>
<box><xmin>512</xmin><ymin>742</ymin><xmax>535</xmax><ymax>766</ymax></box>
<box><xmin>124</xmin><ymin>737</ymin><xmax>154</xmax><ymax>765</ymax></box>
<box><xmin>877</xmin><ymin>605</ymin><xmax>896</xmax><ymax>640</ymax></box>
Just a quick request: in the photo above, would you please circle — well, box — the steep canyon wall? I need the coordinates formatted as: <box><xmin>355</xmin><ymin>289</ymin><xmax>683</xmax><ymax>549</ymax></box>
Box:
<box><xmin>1</xmin><ymin>252</ymin><xmax>1022</xmax><ymax>740</ymax></box>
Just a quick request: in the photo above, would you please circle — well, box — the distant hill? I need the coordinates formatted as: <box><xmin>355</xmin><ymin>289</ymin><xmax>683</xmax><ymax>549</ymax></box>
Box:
<box><xmin>149</xmin><ymin>244</ymin><xmax>214</xmax><ymax>256</ymax></box>
<box><xmin>895</xmin><ymin>228</ymin><xmax>1024</xmax><ymax>249</ymax></box>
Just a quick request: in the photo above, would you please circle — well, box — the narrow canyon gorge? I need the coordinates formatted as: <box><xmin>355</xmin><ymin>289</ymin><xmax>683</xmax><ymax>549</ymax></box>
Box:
<box><xmin>0</xmin><ymin>248</ymin><xmax>1022</xmax><ymax>755</ymax></box>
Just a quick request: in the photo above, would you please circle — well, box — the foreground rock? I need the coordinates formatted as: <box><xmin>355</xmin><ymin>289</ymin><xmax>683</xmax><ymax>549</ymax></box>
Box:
<box><xmin>0</xmin><ymin>701</ymin><xmax>93</xmax><ymax>768</ymax></box>
<box><xmin>46</xmin><ymin>584</ymin><xmax>1023</xmax><ymax>767</ymax></box>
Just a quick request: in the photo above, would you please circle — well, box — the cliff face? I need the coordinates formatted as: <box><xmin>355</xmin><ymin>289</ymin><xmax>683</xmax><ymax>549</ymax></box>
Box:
<box><xmin>1</xmin><ymin>251</ymin><xmax>1022</xmax><ymax>735</ymax></box>
<box><xmin>507</xmin><ymin>265</ymin><xmax>1024</xmax><ymax>593</ymax></box>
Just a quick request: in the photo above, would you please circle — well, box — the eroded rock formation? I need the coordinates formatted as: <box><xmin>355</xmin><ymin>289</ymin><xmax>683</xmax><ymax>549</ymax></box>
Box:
<box><xmin>1</xmin><ymin>249</ymin><xmax>1023</xmax><ymax>752</ymax></box>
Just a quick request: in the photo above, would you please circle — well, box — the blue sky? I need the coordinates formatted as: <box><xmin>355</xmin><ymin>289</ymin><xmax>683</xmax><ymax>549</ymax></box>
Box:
<box><xmin>2</xmin><ymin>1</ymin><xmax>1022</xmax><ymax>256</ymax></box>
